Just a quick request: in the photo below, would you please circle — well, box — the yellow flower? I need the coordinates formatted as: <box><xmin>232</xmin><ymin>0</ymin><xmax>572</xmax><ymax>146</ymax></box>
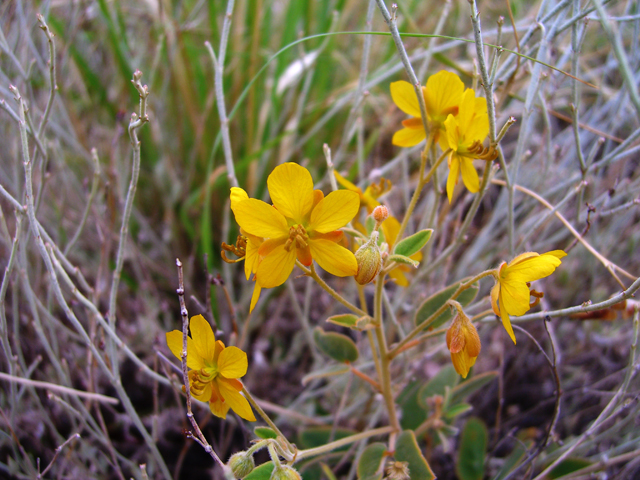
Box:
<box><xmin>381</xmin><ymin>215</ymin><xmax>422</xmax><ymax>287</ymax></box>
<box><xmin>443</xmin><ymin>89</ymin><xmax>489</xmax><ymax>203</ymax></box>
<box><xmin>231</xmin><ymin>163</ymin><xmax>360</xmax><ymax>289</ymax></box>
<box><xmin>166</xmin><ymin>315</ymin><xmax>256</xmax><ymax>421</ymax></box>
<box><xmin>390</xmin><ymin>71</ymin><xmax>465</xmax><ymax>149</ymax></box>
<box><xmin>333</xmin><ymin>170</ymin><xmax>390</xmax><ymax>213</ymax></box>
<box><xmin>446</xmin><ymin>311</ymin><xmax>481</xmax><ymax>378</ymax></box>
<box><xmin>490</xmin><ymin>250</ymin><xmax>567</xmax><ymax>344</ymax></box>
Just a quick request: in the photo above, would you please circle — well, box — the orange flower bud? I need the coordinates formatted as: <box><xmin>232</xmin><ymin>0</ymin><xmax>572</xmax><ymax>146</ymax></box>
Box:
<box><xmin>446</xmin><ymin>311</ymin><xmax>481</xmax><ymax>378</ymax></box>
<box><xmin>372</xmin><ymin>205</ymin><xmax>389</xmax><ymax>225</ymax></box>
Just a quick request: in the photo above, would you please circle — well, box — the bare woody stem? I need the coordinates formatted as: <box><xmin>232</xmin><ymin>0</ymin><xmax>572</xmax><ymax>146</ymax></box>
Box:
<box><xmin>175</xmin><ymin>259</ymin><xmax>226</xmax><ymax>471</ymax></box>
<box><xmin>294</xmin><ymin>426</ymin><xmax>394</xmax><ymax>461</ymax></box>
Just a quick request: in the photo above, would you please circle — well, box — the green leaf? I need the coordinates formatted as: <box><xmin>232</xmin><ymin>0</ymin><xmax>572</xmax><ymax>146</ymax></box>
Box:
<box><xmin>418</xmin><ymin>365</ymin><xmax>459</xmax><ymax>408</ymax></box>
<box><xmin>299</xmin><ymin>427</ymin><xmax>356</xmax><ymax>451</ymax></box>
<box><xmin>357</xmin><ymin>443</ymin><xmax>386</xmax><ymax>480</ymax></box>
<box><xmin>313</xmin><ymin>327</ymin><xmax>359</xmax><ymax>363</ymax></box>
<box><xmin>387</xmin><ymin>254</ymin><xmax>419</xmax><ymax>268</ymax></box>
<box><xmin>414</xmin><ymin>279</ymin><xmax>479</xmax><ymax>328</ymax></box>
<box><xmin>394</xmin><ymin>229</ymin><xmax>433</xmax><ymax>257</ymax></box>
<box><xmin>398</xmin><ymin>381</ymin><xmax>428</xmax><ymax>430</ymax></box>
<box><xmin>444</xmin><ymin>402</ymin><xmax>472</xmax><ymax>419</ymax></box>
<box><xmin>456</xmin><ymin>418</ymin><xmax>488</xmax><ymax>480</ymax></box>
<box><xmin>395</xmin><ymin>431</ymin><xmax>435</xmax><ymax>480</ymax></box>
<box><xmin>244</xmin><ymin>461</ymin><xmax>274</xmax><ymax>480</ymax></box>
<box><xmin>450</xmin><ymin>371</ymin><xmax>498</xmax><ymax>405</ymax></box>
<box><xmin>548</xmin><ymin>458</ymin><xmax>593</xmax><ymax>479</ymax></box>
<box><xmin>301</xmin><ymin>364</ymin><xmax>350</xmax><ymax>386</ymax></box>
<box><xmin>254</xmin><ymin>427</ymin><xmax>278</xmax><ymax>439</ymax></box>
<box><xmin>326</xmin><ymin>313</ymin><xmax>360</xmax><ymax>329</ymax></box>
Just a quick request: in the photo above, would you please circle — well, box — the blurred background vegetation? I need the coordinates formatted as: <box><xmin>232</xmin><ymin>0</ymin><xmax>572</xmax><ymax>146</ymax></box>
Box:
<box><xmin>1</xmin><ymin>0</ymin><xmax>639</xmax><ymax>478</ymax></box>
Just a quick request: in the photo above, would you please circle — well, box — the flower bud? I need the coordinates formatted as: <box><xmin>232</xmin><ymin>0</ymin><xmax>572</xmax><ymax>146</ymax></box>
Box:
<box><xmin>354</xmin><ymin>233</ymin><xmax>382</xmax><ymax>285</ymax></box>
<box><xmin>446</xmin><ymin>310</ymin><xmax>481</xmax><ymax>379</ymax></box>
<box><xmin>372</xmin><ymin>205</ymin><xmax>389</xmax><ymax>225</ymax></box>
<box><xmin>227</xmin><ymin>451</ymin><xmax>255</xmax><ymax>479</ymax></box>
<box><xmin>270</xmin><ymin>465</ymin><xmax>302</xmax><ymax>480</ymax></box>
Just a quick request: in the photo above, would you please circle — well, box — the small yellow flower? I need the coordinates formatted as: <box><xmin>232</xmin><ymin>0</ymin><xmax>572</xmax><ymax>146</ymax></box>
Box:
<box><xmin>443</xmin><ymin>88</ymin><xmax>489</xmax><ymax>203</ymax></box>
<box><xmin>491</xmin><ymin>250</ymin><xmax>567</xmax><ymax>344</ymax></box>
<box><xmin>446</xmin><ymin>311</ymin><xmax>481</xmax><ymax>378</ymax></box>
<box><xmin>166</xmin><ymin>315</ymin><xmax>256</xmax><ymax>421</ymax></box>
<box><xmin>333</xmin><ymin>170</ymin><xmax>391</xmax><ymax>214</ymax></box>
<box><xmin>381</xmin><ymin>215</ymin><xmax>422</xmax><ymax>287</ymax></box>
<box><xmin>231</xmin><ymin>163</ymin><xmax>360</xmax><ymax>289</ymax></box>
<box><xmin>390</xmin><ymin>71</ymin><xmax>465</xmax><ymax>149</ymax></box>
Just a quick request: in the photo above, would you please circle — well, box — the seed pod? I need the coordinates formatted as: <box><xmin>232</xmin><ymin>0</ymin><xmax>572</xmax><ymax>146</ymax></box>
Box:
<box><xmin>354</xmin><ymin>233</ymin><xmax>382</xmax><ymax>285</ymax></box>
<box><xmin>227</xmin><ymin>451</ymin><xmax>255</xmax><ymax>479</ymax></box>
<box><xmin>270</xmin><ymin>465</ymin><xmax>302</xmax><ymax>480</ymax></box>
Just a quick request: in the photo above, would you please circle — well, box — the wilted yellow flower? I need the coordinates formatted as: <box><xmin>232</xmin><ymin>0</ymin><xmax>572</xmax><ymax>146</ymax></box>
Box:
<box><xmin>443</xmin><ymin>89</ymin><xmax>489</xmax><ymax>203</ymax></box>
<box><xmin>446</xmin><ymin>311</ymin><xmax>481</xmax><ymax>378</ymax></box>
<box><xmin>231</xmin><ymin>163</ymin><xmax>359</xmax><ymax>289</ymax></box>
<box><xmin>390</xmin><ymin>71</ymin><xmax>465</xmax><ymax>149</ymax></box>
<box><xmin>166</xmin><ymin>315</ymin><xmax>256</xmax><ymax>421</ymax></box>
<box><xmin>491</xmin><ymin>250</ymin><xmax>567</xmax><ymax>344</ymax></box>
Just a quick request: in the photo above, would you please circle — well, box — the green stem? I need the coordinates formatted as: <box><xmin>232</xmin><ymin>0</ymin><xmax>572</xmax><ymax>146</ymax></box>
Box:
<box><xmin>396</xmin><ymin>142</ymin><xmax>450</xmax><ymax>242</ymax></box>
<box><xmin>373</xmin><ymin>273</ymin><xmax>400</xmax><ymax>438</ymax></box>
<box><xmin>388</xmin><ymin>269</ymin><xmax>496</xmax><ymax>359</ymax></box>
<box><xmin>242</xmin><ymin>387</ymin><xmax>296</xmax><ymax>457</ymax></box>
<box><xmin>299</xmin><ymin>262</ymin><xmax>367</xmax><ymax>316</ymax></box>
<box><xmin>294</xmin><ymin>426</ymin><xmax>393</xmax><ymax>461</ymax></box>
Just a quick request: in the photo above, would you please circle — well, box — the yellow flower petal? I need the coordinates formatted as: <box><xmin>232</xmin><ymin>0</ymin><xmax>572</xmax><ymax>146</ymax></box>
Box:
<box><xmin>388</xmin><ymin>267</ymin><xmax>409</xmax><ymax>287</ymax></box>
<box><xmin>446</xmin><ymin>153</ymin><xmax>460</xmax><ymax>203</ymax></box>
<box><xmin>166</xmin><ymin>330</ymin><xmax>204</xmax><ymax>370</ymax></box>
<box><xmin>189</xmin><ymin>371</ymin><xmax>212</xmax><ymax>402</ymax></box>
<box><xmin>209</xmin><ymin>397</ymin><xmax>230</xmax><ymax>419</ymax></box>
<box><xmin>424</xmin><ymin>71</ymin><xmax>464</xmax><ymax>124</ymax></box>
<box><xmin>190</xmin><ymin>315</ymin><xmax>216</xmax><ymax>363</ymax></box>
<box><xmin>500</xmin><ymin>277</ymin><xmax>532</xmax><ymax>316</ymax></box>
<box><xmin>267</xmin><ymin>163</ymin><xmax>314</xmax><ymax>221</ymax></box>
<box><xmin>244</xmin><ymin>235</ymin><xmax>261</xmax><ymax>280</ymax></box>
<box><xmin>255</xmin><ymin>243</ymin><xmax>297</xmax><ymax>288</ymax></box>
<box><xmin>309</xmin><ymin>190</ymin><xmax>359</xmax><ymax>233</ymax></box>
<box><xmin>217</xmin><ymin>377</ymin><xmax>256</xmax><ymax>421</ymax></box>
<box><xmin>460</xmin><ymin>157</ymin><xmax>479</xmax><ymax>193</ymax></box>
<box><xmin>217</xmin><ymin>346</ymin><xmax>248</xmax><ymax>379</ymax></box>
<box><xmin>381</xmin><ymin>216</ymin><xmax>401</xmax><ymax>247</ymax></box>
<box><xmin>250</xmin><ymin>283</ymin><xmax>261</xmax><ymax>313</ymax></box>
<box><xmin>444</xmin><ymin>114</ymin><xmax>459</xmax><ymax>151</ymax></box>
<box><xmin>309</xmin><ymin>239</ymin><xmax>357</xmax><ymax>277</ymax></box>
<box><xmin>465</xmin><ymin>113</ymin><xmax>489</xmax><ymax>142</ymax></box>
<box><xmin>230</xmin><ymin>187</ymin><xmax>249</xmax><ymax>212</ymax></box>
<box><xmin>390</xmin><ymin>80</ymin><xmax>422</xmax><ymax>117</ymax></box>
<box><xmin>233</xmin><ymin>198</ymin><xmax>289</xmax><ymax>238</ymax></box>
<box><xmin>506</xmin><ymin>254</ymin><xmax>563</xmax><ymax>283</ymax></box>
<box><xmin>392</xmin><ymin>127</ymin><xmax>426</xmax><ymax>147</ymax></box>
<box><xmin>334</xmin><ymin>170</ymin><xmax>359</xmax><ymax>193</ymax></box>
<box><xmin>490</xmin><ymin>281</ymin><xmax>501</xmax><ymax>316</ymax></box>
<box><xmin>499</xmin><ymin>290</ymin><xmax>516</xmax><ymax>344</ymax></box>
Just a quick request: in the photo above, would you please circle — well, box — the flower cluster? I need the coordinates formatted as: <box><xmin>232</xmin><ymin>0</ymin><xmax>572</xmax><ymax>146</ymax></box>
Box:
<box><xmin>391</xmin><ymin>70</ymin><xmax>495</xmax><ymax>203</ymax></box>
<box><xmin>230</xmin><ymin>163</ymin><xmax>360</xmax><ymax>311</ymax></box>
<box><xmin>166</xmin><ymin>315</ymin><xmax>256</xmax><ymax>421</ymax></box>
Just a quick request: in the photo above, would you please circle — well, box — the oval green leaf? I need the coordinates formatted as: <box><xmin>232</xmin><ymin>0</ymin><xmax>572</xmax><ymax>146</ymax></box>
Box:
<box><xmin>388</xmin><ymin>254</ymin><xmax>419</xmax><ymax>268</ymax></box>
<box><xmin>357</xmin><ymin>442</ymin><xmax>386</xmax><ymax>480</ymax></box>
<box><xmin>395</xmin><ymin>430</ymin><xmax>435</xmax><ymax>480</ymax></box>
<box><xmin>244</xmin><ymin>461</ymin><xmax>273</xmax><ymax>480</ymax></box>
<box><xmin>394</xmin><ymin>229</ymin><xmax>433</xmax><ymax>257</ymax></box>
<box><xmin>456</xmin><ymin>417</ymin><xmax>488</xmax><ymax>480</ymax></box>
<box><xmin>414</xmin><ymin>279</ymin><xmax>479</xmax><ymax>328</ymax></box>
<box><xmin>313</xmin><ymin>327</ymin><xmax>359</xmax><ymax>363</ymax></box>
<box><xmin>326</xmin><ymin>313</ymin><xmax>360</xmax><ymax>329</ymax></box>
<box><xmin>254</xmin><ymin>426</ymin><xmax>278</xmax><ymax>439</ymax></box>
